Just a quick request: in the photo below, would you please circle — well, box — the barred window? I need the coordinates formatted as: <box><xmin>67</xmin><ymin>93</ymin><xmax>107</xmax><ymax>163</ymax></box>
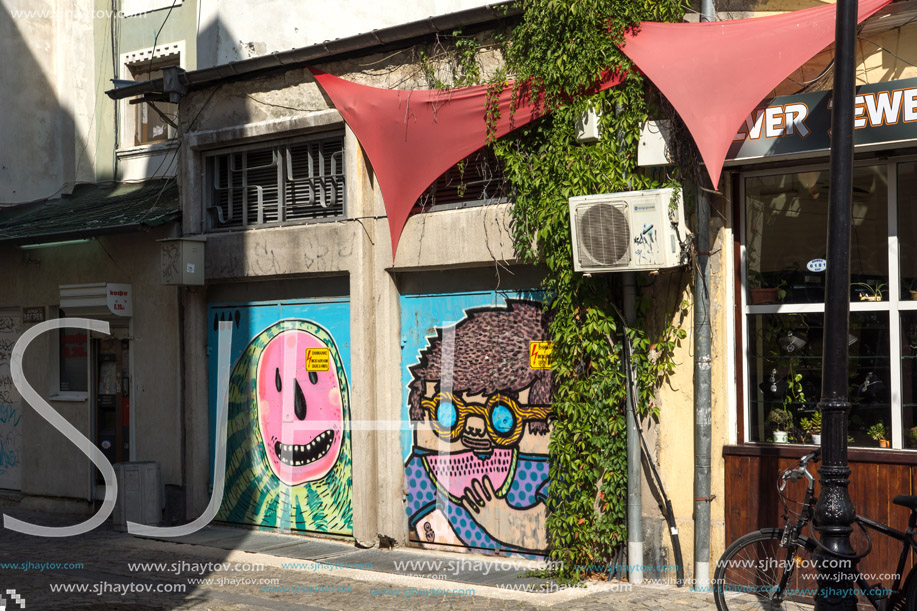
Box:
<box><xmin>205</xmin><ymin>132</ymin><xmax>345</xmax><ymax>230</ymax></box>
<box><xmin>415</xmin><ymin>146</ymin><xmax>509</xmax><ymax>210</ymax></box>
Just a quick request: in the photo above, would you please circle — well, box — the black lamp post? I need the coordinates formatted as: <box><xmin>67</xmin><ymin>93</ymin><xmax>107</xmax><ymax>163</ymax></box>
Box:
<box><xmin>814</xmin><ymin>0</ymin><xmax>858</xmax><ymax>608</ymax></box>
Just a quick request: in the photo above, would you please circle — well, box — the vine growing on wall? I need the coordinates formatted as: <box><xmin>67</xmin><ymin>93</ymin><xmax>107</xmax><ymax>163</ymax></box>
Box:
<box><xmin>486</xmin><ymin>0</ymin><xmax>688</xmax><ymax>582</ymax></box>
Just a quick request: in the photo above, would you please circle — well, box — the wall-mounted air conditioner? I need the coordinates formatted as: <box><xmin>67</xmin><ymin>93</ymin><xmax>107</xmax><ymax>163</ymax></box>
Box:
<box><xmin>568</xmin><ymin>187</ymin><xmax>690</xmax><ymax>273</ymax></box>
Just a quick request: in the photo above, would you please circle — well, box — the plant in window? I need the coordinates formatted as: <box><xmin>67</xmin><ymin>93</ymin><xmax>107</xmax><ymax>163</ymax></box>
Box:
<box><xmin>853</xmin><ymin>281</ymin><xmax>888</xmax><ymax>302</ymax></box>
<box><xmin>748</xmin><ymin>271</ymin><xmax>787</xmax><ymax>305</ymax></box>
<box><xmin>905</xmin><ymin>277</ymin><xmax>917</xmax><ymax>301</ymax></box>
<box><xmin>800</xmin><ymin>410</ymin><xmax>822</xmax><ymax>444</ymax></box>
<box><xmin>767</xmin><ymin>407</ymin><xmax>794</xmax><ymax>443</ymax></box>
<box><xmin>908</xmin><ymin>426</ymin><xmax>917</xmax><ymax>449</ymax></box>
<box><xmin>867</xmin><ymin>421</ymin><xmax>889</xmax><ymax>448</ymax></box>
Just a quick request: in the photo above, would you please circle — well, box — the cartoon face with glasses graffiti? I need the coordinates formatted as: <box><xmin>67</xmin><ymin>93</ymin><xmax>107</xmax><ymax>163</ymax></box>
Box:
<box><xmin>404</xmin><ymin>300</ymin><xmax>553</xmax><ymax>555</ymax></box>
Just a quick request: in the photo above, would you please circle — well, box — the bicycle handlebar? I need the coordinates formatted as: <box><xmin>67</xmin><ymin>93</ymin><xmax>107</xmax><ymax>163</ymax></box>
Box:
<box><xmin>778</xmin><ymin>449</ymin><xmax>820</xmax><ymax>491</ymax></box>
<box><xmin>799</xmin><ymin>448</ymin><xmax>821</xmax><ymax>466</ymax></box>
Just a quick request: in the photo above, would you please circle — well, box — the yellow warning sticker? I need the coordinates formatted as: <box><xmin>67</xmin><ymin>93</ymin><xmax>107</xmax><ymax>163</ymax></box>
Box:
<box><xmin>529</xmin><ymin>341</ymin><xmax>554</xmax><ymax>369</ymax></box>
<box><xmin>306</xmin><ymin>348</ymin><xmax>331</xmax><ymax>372</ymax></box>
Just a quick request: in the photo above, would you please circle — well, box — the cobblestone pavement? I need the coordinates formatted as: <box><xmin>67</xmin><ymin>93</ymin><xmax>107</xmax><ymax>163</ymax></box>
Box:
<box><xmin>0</xmin><ymin>511</ymin><xmax>718</xmax><ymax>610</ymax></box>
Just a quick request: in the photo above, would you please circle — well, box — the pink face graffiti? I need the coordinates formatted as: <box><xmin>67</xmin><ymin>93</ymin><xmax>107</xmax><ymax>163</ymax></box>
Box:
<box><xmin>256</xmin><ymin>330</ymin><xmax>344</xmax><ymax>486</ymax></box>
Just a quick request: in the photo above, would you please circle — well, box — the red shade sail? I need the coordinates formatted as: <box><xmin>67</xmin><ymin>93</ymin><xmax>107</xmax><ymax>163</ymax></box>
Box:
<box><xmin>309</xmin><ymin>68</ymin><xmax>624</xmax><ymax>259</ymax></box>
<box><xmin>620</xmin><ymin>0</ymin><xmax>891</xmax><ymax>187</ymax></box>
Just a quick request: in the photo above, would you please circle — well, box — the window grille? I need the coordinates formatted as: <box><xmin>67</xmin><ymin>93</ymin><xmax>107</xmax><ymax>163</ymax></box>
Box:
<box><xmin>415</xmin><ymin>146</ymin><xmax>509</xmax><ymax>210</ymax></box>
<box><xmin>206</xmin><ymin>133</ymin><xmax>345</xmax><ymax>230</ymax></box>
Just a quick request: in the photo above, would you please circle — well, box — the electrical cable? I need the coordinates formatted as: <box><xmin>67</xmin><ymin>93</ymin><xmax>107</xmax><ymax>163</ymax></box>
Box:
<box><xmin>147</xmin><ymin>0</ymin><xmax>179</xmax><ymax>75</ymax></box>
<box><xmin>609</xmin><ymin>310</ymin><xmax>686</xmax><ymax>587</ymax></box>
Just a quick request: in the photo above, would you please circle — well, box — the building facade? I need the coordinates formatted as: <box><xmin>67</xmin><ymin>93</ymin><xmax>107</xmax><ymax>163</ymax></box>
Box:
<box><xmin>6</xmin><ymin>0</ymin><xmax>917</xmax><ymax>590</ymax></box>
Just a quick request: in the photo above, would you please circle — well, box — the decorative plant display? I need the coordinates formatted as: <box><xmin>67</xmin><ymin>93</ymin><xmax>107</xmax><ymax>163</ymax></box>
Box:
<box><xmin>867</xmin><ymin>421</ymin><xmax>889</xmax><ymax>448</ymax></box>
<box><xmin>853</xmin><ymin>281</ymin><xmax>888</xmax><ymax>302</ymax></box>
<box><xmin>758</xmin><ymin>314</ymin><xmax>810</xmax><ymax>444</ymax></box>
<box><xmin>800</xmin><ymin>411</ymin><xmax>822</xmax><ymax>444</ymax></box>
<box><xmin>767</xmin><ymin>407</ymin><xmax>794</xmax><ymax>443</ymax></box>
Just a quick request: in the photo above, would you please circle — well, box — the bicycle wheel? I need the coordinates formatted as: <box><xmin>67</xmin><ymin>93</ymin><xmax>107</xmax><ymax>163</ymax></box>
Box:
<box><xmin>890</xmin><ymin>566</ymin><xmax>917</xmax><ymax>610</ymax></box>
<box><xmin>714</xmin><ymin>528</ymin><xmax>818</xmax><ymax>610</ymax></box>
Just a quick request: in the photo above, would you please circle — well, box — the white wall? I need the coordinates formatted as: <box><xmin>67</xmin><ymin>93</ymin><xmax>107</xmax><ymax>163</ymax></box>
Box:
<box><xmin>196</xmin><ymin>0</ymin><xmax>496</xmax><ymax>69</ymax></box>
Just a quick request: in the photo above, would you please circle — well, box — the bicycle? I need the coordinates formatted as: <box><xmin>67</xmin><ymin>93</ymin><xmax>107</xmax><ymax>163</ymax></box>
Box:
<box><xmin>714</xmin><ymin>449</ymin><xmax>917</xmax><ymax>610</ymax></box>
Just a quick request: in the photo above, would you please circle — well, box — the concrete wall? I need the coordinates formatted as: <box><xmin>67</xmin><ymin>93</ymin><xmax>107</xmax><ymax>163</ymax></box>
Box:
<box><xmin>0</xmin><ymin>0</ymin><xmax>95</xmax><ymax>203</ymax></box>
<box><xmin>0</xmin><ymin>226</ymin><xmax>182</xmax><ymax>507</ymax></box>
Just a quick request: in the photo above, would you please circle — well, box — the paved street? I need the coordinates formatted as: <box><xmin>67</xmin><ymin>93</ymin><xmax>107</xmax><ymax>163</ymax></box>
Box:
<box><xmin>0</xmin><ymin>511</ymin><xmax>717</xmax><ymax>610</ymax></box>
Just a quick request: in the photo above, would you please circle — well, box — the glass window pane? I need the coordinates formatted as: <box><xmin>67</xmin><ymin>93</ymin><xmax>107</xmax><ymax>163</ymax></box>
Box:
<box><xmin>901</xmin><ymin>312</ymin><xmax>917</xmax><ymax>447</ymax></box>
<box><xmin>898</xmin><ymin>162</ymin><xmax>917</xmax><ymax>300</ymax></box>
<box><xmin>747</xmin><ymin>312</ymin><xmax>890</xmax><ymax>447</ymax></box>
<box><xmin>59</xmin><ymin>328</ymin><xmax>88</xmax><ymax>393</ymax></box>
<box><xmin>745</xmin><ymin>166</ymin><xmax>888</xmax><ymax>305</ymax></box>
<box><xmin>849</xmin><ymin>312</ymin><xmax>891</xmax><ymax>448</ymax></box>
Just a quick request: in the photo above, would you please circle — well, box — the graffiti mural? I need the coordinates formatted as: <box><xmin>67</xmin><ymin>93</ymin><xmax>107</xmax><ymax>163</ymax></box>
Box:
<box><xmin>0</xmin><ymin>310</ymin><xmax>21</xmax><ymax>490</ymax></box>
<box><xmin>402</xmin><ymin>295</ymin><xmax>553</xmax><ymax>556</ymax></box>
<box><xmin>211</xmin><ymin>302</ymin><xmax>352</xmax><ymax>535</ymax></box>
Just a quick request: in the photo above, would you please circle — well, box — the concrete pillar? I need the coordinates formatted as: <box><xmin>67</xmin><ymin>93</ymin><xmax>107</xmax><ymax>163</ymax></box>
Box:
<box><xmin>182</xmin><ymin>287</ymin><xmax>210</xmax><ymax>519</ymax></box>
<box><xmin>346</xmin><ymin>126</ymin><xmax>381</xmax><ymax>546</ymax></box>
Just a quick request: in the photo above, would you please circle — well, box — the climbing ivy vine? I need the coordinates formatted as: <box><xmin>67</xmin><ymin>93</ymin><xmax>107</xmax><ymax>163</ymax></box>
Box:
<box><xmin>487</xmin><ymin>0</ymin><xmax>688</xmax><ymax>582</ymax></box>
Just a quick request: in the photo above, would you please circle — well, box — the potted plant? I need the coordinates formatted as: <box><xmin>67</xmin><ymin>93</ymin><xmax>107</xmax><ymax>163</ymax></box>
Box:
<box><xmin>801</xmin><ymin>411</ymin><xmax>822</xmax><ymax>444</ymax></box>
<box><xmin>853</xmin><ymin>281</ymin><xmax>888</xmax><ymax>302</ymax></box>
<box><xmin>768</xmin><ymin>407</ymin><xmax>794</xmax><ymax>443</ymax></box>
<box><xmin>908</xmin><ymin>426</ymin><xmax>917</xmax><ymax>449</ymax></box>
<box><xmin>748</xmin><ymin>271</ymin><xmax>787</xmax><ymax>305</ymax></box>
<box><xmin>908</xmin><ymin>278</ymin><xmax>917</xmax><ymax>301</ymax></box>
<box><xmin>868</xmin><ymin>421</ymin><xmax>889</xmax><ymax>448</ymax></box>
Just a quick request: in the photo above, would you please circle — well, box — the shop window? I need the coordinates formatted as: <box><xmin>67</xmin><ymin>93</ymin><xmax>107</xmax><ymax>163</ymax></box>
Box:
<box><xmin>745</xmin><ymin>166</ymin><xmax>888</xmax><ymax>306</ymax></box>
<box><xmin>740</xmin><ymin>162</ymin><xmax>916</xmax><ymax>448</ymax></box>
<box><xmin>205</xmin><ymin>132</ymin><xmax>345</xmax><ymax>230</ymax></box>
<box><xmin>59</xmin><ymin>324</ymin><xmax>88</xmax><ymax>394</ymax></box>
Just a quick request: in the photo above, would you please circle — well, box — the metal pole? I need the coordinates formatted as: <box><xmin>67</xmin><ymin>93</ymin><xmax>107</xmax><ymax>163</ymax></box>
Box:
<box><xmin>624</xmin><ymin>272</ymin><xmax>643</xmax><ymax>585</ymax></box>
<box><xmin>693</xmin><ymin>0</ymin><xmax>715</xmax><ymax>591</ymax></box>
<box><xmin>814</xmin><ymin>0</ymin><xmax>857</xmax><ymax>608</ymax></box>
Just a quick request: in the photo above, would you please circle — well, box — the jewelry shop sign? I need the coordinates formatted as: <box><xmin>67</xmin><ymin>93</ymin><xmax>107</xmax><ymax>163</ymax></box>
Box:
<box><xmin>728</xmin><ymin>76</ymin><xmax>917</xmax><ymax>162</ymax></box>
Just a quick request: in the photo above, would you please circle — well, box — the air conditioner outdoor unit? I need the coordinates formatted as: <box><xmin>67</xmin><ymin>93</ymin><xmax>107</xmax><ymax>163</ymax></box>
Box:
<box><xmin>568</xmin><ymin>187</ymin><xmax>690</xmax><ymax>273</ymax></box>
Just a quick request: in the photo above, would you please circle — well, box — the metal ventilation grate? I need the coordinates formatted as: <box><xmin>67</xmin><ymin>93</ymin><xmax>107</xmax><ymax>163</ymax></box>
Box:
<box><xmin>576</xmin><ymin>202</ymin><xmax>630</xmax><ymax>267</ymax></box>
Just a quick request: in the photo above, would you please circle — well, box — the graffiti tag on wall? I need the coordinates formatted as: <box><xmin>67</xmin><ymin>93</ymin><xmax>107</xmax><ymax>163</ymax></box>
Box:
<box><xmin>217</xmin><ymin>319</ymin><xmax>353</xmax><ymax>534</ymax></box>
<box><xmin>0</xmin><ymin>313</ymin><xmax>21</xmax><ymax>489</ymax></box>
<box><xmin>404</xmin><ymin>299</ymin><xmax>553</xmax><ymax>556</ymax></box>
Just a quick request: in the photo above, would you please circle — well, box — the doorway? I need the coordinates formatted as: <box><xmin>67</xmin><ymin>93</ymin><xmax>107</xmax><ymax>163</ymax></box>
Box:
<box><xmin>94</xmin><ymin>337</ymin><xmax>130</xmax><ymax>482</ymax></box>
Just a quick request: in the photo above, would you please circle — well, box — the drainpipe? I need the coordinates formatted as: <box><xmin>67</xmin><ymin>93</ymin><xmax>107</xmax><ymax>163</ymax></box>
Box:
<box><xmin>693</xmin><ymin>185</ymin><xmax>712</xmax><ymax>589</ymax></box>
<box><xmin>694</xmin><ymin>0</ymin><xmax>715</xmax><ymax>591</ymax></box>
<box><xmin>624</xmin><ymin>272</ymin><xmax>643</xmax><ymax>585</ymax></box>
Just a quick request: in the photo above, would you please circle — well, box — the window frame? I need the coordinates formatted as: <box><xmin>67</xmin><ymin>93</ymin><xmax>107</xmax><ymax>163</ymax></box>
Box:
<box><xmin>118</xmin><ymin>42</ymin><xmax>185</xmax><ymax>153</ymax></box>
<box><xmin>413</xmin><ymin>145</ymin><xmax>511</xmax><ymax>212</ymax></box>
<box><xmin>202</xmin><ymin>130</ymin><xmax>347</xmax><ymax>232</ymax></box>
<box><xmin>738</xmin><ymin>155</ymin><xmax>917</xmax><ymax>449</ymax></box>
